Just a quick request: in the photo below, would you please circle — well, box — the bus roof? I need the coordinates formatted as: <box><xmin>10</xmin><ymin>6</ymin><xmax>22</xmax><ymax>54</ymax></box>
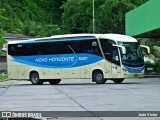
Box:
<box><xmin>100</xmin><ymin>34</ymin><xmax>137</xmax><ymax>42</ymax></box>
<box><xmin>7</xmin><ymin>34</ymin><xmax>137</xmax><ymax>44</ymax></box>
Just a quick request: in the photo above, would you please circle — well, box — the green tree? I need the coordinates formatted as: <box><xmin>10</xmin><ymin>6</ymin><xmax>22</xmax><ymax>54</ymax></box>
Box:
<box><xmin>139</xmin><ymin>38</ymin><xmax>160</xmax><ymax>59</ymax></box>
<box><xmin>61</xmin><ymin>0</ymin><xmax>148</xmax><ymax>33</ymax></box>
<box><xmin>0</xmin><ymin>0</ymin><xmax>67</xmax><ymax>36</ymax></box>
<box><xmin>0</xmin><ymin>0</ymin><xmax>149</xmax><ymax>36</ymax></box>
<box><xmin>61</xmin><ymin>0</ymin><xmax>95</xmax><ymax>33</ymax></box>
<box><xmin>33</xmin><ymin>0</ymin><xmax>67</xmax><ymax>25</ymax></box>
<box><xmin>0</xmin><ymin>8</ymin><xmax>7</xmax><ymax>54</ymax></box>
<box><xmin>0</xmin><ymin>8</ymin><xmax>8</xmax><ymax>33</ymax></box>
<box><xmin>0</xmin><ymin>36</ymin><xmax>6</xmax><ymax>55</ymax></box>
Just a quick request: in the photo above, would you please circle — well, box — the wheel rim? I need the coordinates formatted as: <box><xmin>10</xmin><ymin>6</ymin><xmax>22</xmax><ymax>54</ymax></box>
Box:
<box><xmin>96</xmin><ymin>74</ymin><xmax>103</xmax><ymax>81</ymax></box>
<box><xmin>32</xmin><ymin>75</ymin><xmax>38</xmax><ymax>83</ymax></box>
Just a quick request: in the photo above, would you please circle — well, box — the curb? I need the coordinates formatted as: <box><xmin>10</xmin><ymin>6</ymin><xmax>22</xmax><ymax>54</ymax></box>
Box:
<box><xmin>0</xmin><ymin>79</ymin><xmax>9</xmax><ymax>82</ymax></box>
<box><xmin>144</xmin><ymin>75</ymin><xmax>160</xmax><ymax>78</ymax></box>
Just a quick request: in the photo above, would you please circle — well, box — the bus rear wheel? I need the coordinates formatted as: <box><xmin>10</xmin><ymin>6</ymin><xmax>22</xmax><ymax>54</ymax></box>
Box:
<box><xmin>49</xmin><ymin>79</ymin><xmax>61</xmax><ymax>85</ymax></box>
<box><xmin>30</xmin><ymin>72</ymin><xmax>43</xmax><ymax>85</ymax></box>
<box><xmin>112</xmin><ymin>79</ymin><xmax>124</xmax><ymax>84</ymax></box>
<box><xmin>93</xmin><ymin>71</ymin><xmax>106</xmax><ymax>84</ymax></box>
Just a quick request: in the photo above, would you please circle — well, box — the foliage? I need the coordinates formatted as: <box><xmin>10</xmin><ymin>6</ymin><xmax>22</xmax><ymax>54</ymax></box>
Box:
<box><xmin>0</xmin><ymin>36</ymin><xmax>6</xmax><ymax>46</ymax></box>
<box><xmin>144</xmin><ymin>61</ymin><xmax>153</xmax><ymax>67</ymax></box>
<box><xmin>0</xmin><ymin>0</ymin><xmax>148</xmax><ymax>36</ymax></box>
<box><xmin>0</xmin><ymin>8</ymin><xmax>7</xmax><ymax>54</ymax></box>
<box><xmin>0</xmin><ymin>36</ymin><xmax>6</xmax><ymax>55</ymax></box>
<box><xmin>0</xmin><ymin>8</ymin><xmax>8</xmax><ymax>34</ymax></box>
<box><xmin>152</xmin><ymin>46</ymin><xmax>160</xmax><ymax>57</ymax></box>
<box><xmin>61</xmin><ymin>0</ymin><xmax>94</xmax><ymax>33</ymax></box>
<box><xmin>144</xmin><ymin>60</ymin><xmax>160</xmax><ymax>67</ymax></box>
<box><xmin>12</xmin><ymin>21</ymin><xmax>69</xmax><ymax>37</ymax></box>
<box><xmin>144</xmin><ymin>61</ymin><xmax>160</xmax><ymax>74</ymax></box>
<box><xmin>61</xmin><ymin>0</ymin><xmax>148</xmax><ymax>33</ymax></box>
<box><xmin>154</xmin><ymin>60</ymin><xmax>160</xmax><ymax>66</ymax></box>
<box><xmin>0</xmin><ymin>118</ymin><xmax>7</xmax><ymax>120</ymax></box>
<box><xmin>0</xmin><ymin>0</ymin><xmax>67</xmax><ymax>36</ymax></box>
<box><xmin>0</xmin><ymin>75</ymin><xmax>8</xmax><ymax>81</ymax></box>
<box><xmin>139</xmin><ymin>38</ymin><xmax>160</xmax><ymax>59</ymax></box>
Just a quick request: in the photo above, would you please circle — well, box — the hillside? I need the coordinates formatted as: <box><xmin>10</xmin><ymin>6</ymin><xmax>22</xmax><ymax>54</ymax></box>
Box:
<box><xmin>0</xmin><ymin>0</ymin><xmax>148</xmax><ymax>37</ymax></box>
<box><xmin>0</xmin><ymin>0</ymin><xmax>66</xmax><ymax>37</ymax></box>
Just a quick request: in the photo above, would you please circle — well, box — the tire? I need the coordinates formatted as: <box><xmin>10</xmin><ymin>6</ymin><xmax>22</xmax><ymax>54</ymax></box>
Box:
<box><xmin>49</xmin><ymin>79</ymin><xmax>61</xmax><ymax>85</ymax></box>
<box><xmin>30</xmin><ymin>72</ymin><xmax>43</xmax><ymax>85</ymax></box>
<box><xmin>93</xmin><ymin>71</ymin><xmax>106</xmax><ymax>84</ymax></box>
<box><xmin>112</xmin><ymin>79</ymin><xmax>124</xmax><ymax>84</ymax></box>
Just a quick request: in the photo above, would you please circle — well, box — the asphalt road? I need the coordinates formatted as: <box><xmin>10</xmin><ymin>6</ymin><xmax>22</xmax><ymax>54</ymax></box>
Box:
<box><xmin>0</xmin><ymin>78</ymin><xmax>160</xmax><ymax>120</ymax></box>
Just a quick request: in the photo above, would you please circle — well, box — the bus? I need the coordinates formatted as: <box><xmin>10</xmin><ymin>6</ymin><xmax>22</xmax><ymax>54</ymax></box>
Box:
<box><xmin>7</xmin><ymin>34</ymin><xmax>150</xmax><ymax>85</ymax></box>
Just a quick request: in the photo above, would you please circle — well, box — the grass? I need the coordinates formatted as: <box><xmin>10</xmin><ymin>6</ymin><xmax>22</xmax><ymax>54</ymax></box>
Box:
<box><xmin>0</xmin><ymin>118</ymin><xmax>8</xmax><ymax>120</ymax></box>
<box><xmin>0</xmin><ymin>75</ymin><xmax>8</xmax><ymax>81</ymax></box>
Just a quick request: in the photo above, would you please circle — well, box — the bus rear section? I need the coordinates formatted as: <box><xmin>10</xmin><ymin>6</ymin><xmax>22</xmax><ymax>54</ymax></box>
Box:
<box><xmin>7</xmin><ymin>35</ymin><xmax>106</xmax><ymax>84</ymax></box>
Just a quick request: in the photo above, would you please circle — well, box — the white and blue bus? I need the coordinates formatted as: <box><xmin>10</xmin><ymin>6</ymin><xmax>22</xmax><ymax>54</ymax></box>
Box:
<box><xmin>7</xmin><ymin>34</ymin><xmax>150</xmax><ymax>85</ymax></box>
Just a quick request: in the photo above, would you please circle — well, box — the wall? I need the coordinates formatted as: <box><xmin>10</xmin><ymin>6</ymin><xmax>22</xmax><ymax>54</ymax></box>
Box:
<box><xmin>0</xmin><ymin>56</ymin><xmax>7</xmax><ymax>73</ymax></box>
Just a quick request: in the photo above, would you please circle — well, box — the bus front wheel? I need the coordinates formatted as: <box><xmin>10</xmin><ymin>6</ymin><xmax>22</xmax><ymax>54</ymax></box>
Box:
<box><xmin>30</xmin><ymin>72</ymin><xmax>43</xmax><ymax>85</ymax></box>
<box><xmin>49</xmin><ymin>79</ymin><xmax>61</xmax><ymax>85</ymax></box>
<box><xmin>112</xmin><ymin>79</ymin><xmax>124</xmax><ymax>84</ymax></box>
<box><xmin>93</xmin><ymin>71</ymin><xmax>106</xmax><ymax>84</ymax></box>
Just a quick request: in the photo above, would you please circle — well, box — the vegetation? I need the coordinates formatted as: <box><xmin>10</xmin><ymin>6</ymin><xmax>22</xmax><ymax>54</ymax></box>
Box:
<box><xmin>145</xmin><ymin>61</ymin><xmax>160</xmax><ymax>67</ymax></box>
<box><xmin>0</xmin><ymin>75</ymin><xmax>8</xmax><ymax>81</ymax></box>
<box><xmin>0</xmin><ymin>0</ymin><xmax>148</xmax><ymax>37</ymax></box>
<box><xmin>0</xmin><ymin>36</ymin><xmax>6</xmax><ymax>55</ymax></box>
<box><xmin>139</xmin><ymin>38</ymin><xmax>160</xmax><ymax>61</ymax></box>
<box><xmin>0</xmin><ymin>8</ymin><xmax>7</xmax><ymax>54</ymax></box>
<box><xmin>0</xmin><ymin>0</ymin><xmax>159</xmax><ymax>74</ymax></box>
<box><xmin>0</xmin><ymin>118</ymin><xmax>8</xmax><ymax>120</ymax></box>
<box><xmin>61</xmin><ymin>0</ymin><xmax>148</xmax><ymax>33</ymax></box>
<box><xmin>0</xmin><ymin>0</ymin><xmax>159</xmax><ymax>60</ymax></box>
<box><xmin>0</xmin><ymin>35</ymin><xmax>5</xmax><ymax>47</ymax></box>
<box><xmin>144</xmin><ymin>61</ymin><xmax>160</xmax><ymax>74</ymax></box>
<box><xmin>0</xmin><ymin>0</ymin><xmax>68</xmax><ymax>37</ymax></box>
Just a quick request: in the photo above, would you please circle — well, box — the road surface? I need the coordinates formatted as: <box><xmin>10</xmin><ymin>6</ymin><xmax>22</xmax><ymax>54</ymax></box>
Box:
<box><xmin>0</xmin><ymin>78</ymin><xmax>160</xmax><ymax>119</ymax></box>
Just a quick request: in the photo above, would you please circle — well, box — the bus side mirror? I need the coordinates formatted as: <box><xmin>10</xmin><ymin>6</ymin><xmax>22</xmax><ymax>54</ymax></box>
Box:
<box><xmin>112</xmin><ymin>44</ymin><xmax>126</xmax><ymax>54</ymax></box>
<box><xmin>140</xmin><ymin>45</ymin><xmax>150</xmax><ymax>54</ymax></box>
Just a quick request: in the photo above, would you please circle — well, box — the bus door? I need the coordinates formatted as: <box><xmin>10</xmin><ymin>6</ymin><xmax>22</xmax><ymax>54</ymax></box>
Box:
<box><xmin>100</xmin><ymin>39</ymin><xmax>121</xmax><ymax>78</ymax></box>
<box><xmin>111</xmin><ymin>46</ymin><xmax>121</xmax><ymax>78</ymax></box>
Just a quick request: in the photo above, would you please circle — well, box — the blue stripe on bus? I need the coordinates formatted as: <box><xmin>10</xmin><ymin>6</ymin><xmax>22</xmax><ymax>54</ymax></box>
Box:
<box><xmin>123</xmin><ymin>64</ymin><xmax>144</xmax><ymax>73</ymax></box>
<box><xmin>11</xmin><ymin>53</ymin><xmax>103</xmax><ymax>68</ymax></box>
<box><xmin>16</xmin><ymin>37</ymin><xmax>96</xmax><ymax>44</ymax></box>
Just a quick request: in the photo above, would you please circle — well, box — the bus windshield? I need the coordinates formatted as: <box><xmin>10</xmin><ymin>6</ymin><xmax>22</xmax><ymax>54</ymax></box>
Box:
<box><xmin>118</xmin><ymin>42</ymin><xmax>144</xmax><ymax>67</ymax></box>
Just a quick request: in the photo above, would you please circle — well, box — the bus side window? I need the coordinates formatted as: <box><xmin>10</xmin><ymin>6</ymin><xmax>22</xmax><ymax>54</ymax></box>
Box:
<box><xmin>23</xmin><ymin>44</ymin><xmax>37</xmax><ymax>56</ymax></box>
<box><xmin>15</xmin><ymin>44</ymin><xmax>23</xmax><ymax>56</ymax></box>
<box><xmin>112</xmin><ymin>47</ymin><xmax>120</xmax><ymax>66</ymax></box>
<box><xmin>8</xmin><ymin>45</ymin><xmax>16</xmax><ymax>56</ymax></box>
<box><xmin>88</xmin><ymin>41</ymin><xmax>97</xmax><ymax>52</ymax></box>
<box><xmin>87</xmin><ymin>40</ymin><xmax>102</xmax><ymax>56</ymax></box>
<box><xmin>100</xmin><ymin>39</ymin><xmax>117</xmax><ymax>61</ymax></box>
<box><xmin>67</xmin><ymin>40</ymin><xmax>102</xmax><ymax>56</ymax></box>
<box><xmin>67</xmin><ymin>41</ymin><xmax>82</xmax><ymax>53</ymax></box>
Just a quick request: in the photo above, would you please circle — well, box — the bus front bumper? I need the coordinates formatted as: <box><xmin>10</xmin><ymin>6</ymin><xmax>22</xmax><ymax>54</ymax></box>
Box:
<box><xmin>123</xmin><ymin>72</ymin><xmax>144</xmax><ymax>78</ymax></box>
